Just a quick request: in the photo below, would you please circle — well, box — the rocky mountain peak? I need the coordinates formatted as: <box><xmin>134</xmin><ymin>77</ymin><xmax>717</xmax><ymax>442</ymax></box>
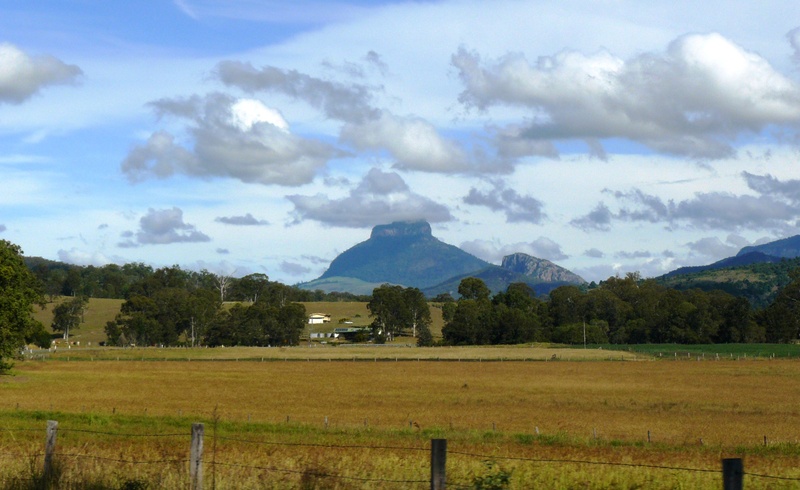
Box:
<box><xmin>501</xmin><ymin>253</ymin><xmax>586</xmax><ymax>284</ymax></box>
<box><xmin>370</xmin><ymin>220</ymin><xmax>432</xmax><ymax>239</ymax></box>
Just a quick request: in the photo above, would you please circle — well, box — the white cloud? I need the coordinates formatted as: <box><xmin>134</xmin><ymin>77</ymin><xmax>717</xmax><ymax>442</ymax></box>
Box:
<box><xmin>287</xmin><ymin>167</ymin><xmax>453</xmax><ymax>228</ymax></box>
<box><xmin>121</xmin><ymin>93</ymin><xmax>341</xmax><ymax>186</ymax></box>
<box><xmin>230</xmin><ymin>98</ymin><xmax>289</xmax><ymax>132</ymax></box>
<box><xmin>0</xmin><ymin>43</ymin><xmax>82</xmax><ymax>104</ymax></box>
<box><xmin>685</xmin><ymin>236</ymin><xmax>741</xmax><ymax>259</ymax></box>
<box><xmin>462</xmin><ymin>180</ymin><xmax>546</xmax><ymax>223</ymax></box>
<box><xmin>57</xmin><ymin>248</ymin><xmax>124</xmax><ymax>267</ymax></box>
<box><xmin>214</xmin><ymin>213</ymin><xmax>269</xmax><ymax>226</ymax></box>
<box><xmin>340</xmin><ymin>111</ymin><xmax>474</xmax><ymax>172</ymax></box>
<box><xmin>119</xmin><ymin>207</ymin><xmax>211</xmax><ymax>247</ymax></box>
<box><xmin>453</xmin><ymin>33</ymin><xmax>800</xmax><ymax>158</ymax></box>
<box><xmin>216</xmin><ymin>60</ymin><xmax>380</xmax><ymax>123</ymax></box>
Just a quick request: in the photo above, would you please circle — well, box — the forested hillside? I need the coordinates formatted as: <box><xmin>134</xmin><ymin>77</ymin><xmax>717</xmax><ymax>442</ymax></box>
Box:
<box><xmin>655</xmin><ymin>257</ymin><xmax>800</xmax><ymax>309</ymax></box>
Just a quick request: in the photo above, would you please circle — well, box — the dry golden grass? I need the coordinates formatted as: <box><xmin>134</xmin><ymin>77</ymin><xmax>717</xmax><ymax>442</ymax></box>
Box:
<box><xmin>2</xmin><ymin>358</ymin><xmax>800</xmax><ymax>488</ymax></box>
<box><xmin>35</xmin><ymin>344</ymin><xmax>639</xmax><ymax>362</ymax></box>
<box><xmin>3</xmin><ymin>359</ymin><xmax>798</xmax><ymax>446</ymax></box>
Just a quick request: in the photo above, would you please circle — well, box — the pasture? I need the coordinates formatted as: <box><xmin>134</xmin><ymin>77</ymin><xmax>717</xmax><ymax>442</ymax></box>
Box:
<box><xmin>2</xmin><ymin>353</ymin><xmax>799</xmax><ymax>488</ymax></box>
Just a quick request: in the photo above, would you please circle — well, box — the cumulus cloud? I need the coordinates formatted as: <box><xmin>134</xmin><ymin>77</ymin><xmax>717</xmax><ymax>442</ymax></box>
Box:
<box><xmin>570</xmin><ymin>202</ymin><xmax>613</xmax><ymax>231</ymax></box>
<box><xmin>460</xmin><ymin>236</ymin><xmax>568</xmax><ymax>263</ymax></box>
<box><xmin>490</xmin><ymin>123</ymin><xmax>558</xmax><ymax>159</ymax></box>
<box><xmin>0</xmin><ymin>224</ymin><xmax>5</xmax><ymax>233</ymax></box>
<box><xmin>602</xmin><ymin>188</ymin><xmax>795</xmax><ymax>231</ymax></box>
<box><xmin>615</xmin><ymin>250</ymin><xmax>652</xmax><ymax>259</ymax></box>
<box><xmin>280</xmin><ymin>261</ymin><xmax>311</xmax><ymax>276</ymax></box>
<box><xmin>287</xmin><ymin>167</ymin><xmax>453</xmax><ymax>228</ymax></box>
<box><xmin>340</xmin><ymin>112</ymin><xmax>472</xmax><ymax>172</ymax></box>
<box><xmin>685</xmin><ymin>236</ymin><xmax>742</xmax><ymax>259</ymax></box>
<box><xmin>575</xmin><ymin>172</ymin><xmax>800</xmax><ymax>233</ymax></box>
<box><xmin>215</xmin><ymin>60</ymin><xmax>379</xmax><ymax>123</ymax></box>
<box><xmin>584</xmin><ymin>248</ymin><xmax>604</xmax><ymax>258</ymax></box>
<box><xmin>217</xmin><ymin>59</ymin><xmax>492</xmax><ymax>174</ymax></box>
<box><xmin>462</xmin><ymin>180</ymin><xmax>546</xmax><ymax>223</ymax></box>
<box><xmin>453</xmin><ymin>33</ymin><xmax>800</xmax><ymax>159</ymax></box>
<box><xmin>57</xmin><ymin>248</ymin><xmax>123</xmax><ymax>267</ymax></box>
<box><xmin>0</xmin><ymin>43</ymin><xmax>82</xmax><ymax>104</ymax></box>
<box><xmin>215</xmin><ymin>213</ymin><xmax>269</xmax><ymax>225</ymax></box>
<box><xmin>119</xmin><ymin>207</ymin><xmax>211</xmax><ymax>247</ymax></box>
<box><xmin>743</xmin><ymin>171</ymin><xmax>800</xmax><ymax>203</ymax></box>
<box><xmin>121</xmin><ymin>93</ymin><xmax>340</xmax><ymax>186</ymax></box>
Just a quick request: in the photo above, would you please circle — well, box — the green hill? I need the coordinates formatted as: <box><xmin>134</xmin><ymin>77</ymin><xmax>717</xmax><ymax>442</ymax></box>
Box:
<box><xmin>655</xmin><ymin>257</ymin><xmax>800</xmax><ymax>309</ymax></box>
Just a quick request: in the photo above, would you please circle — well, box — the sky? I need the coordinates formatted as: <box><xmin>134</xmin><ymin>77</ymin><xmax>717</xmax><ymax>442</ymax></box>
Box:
<box><xmin>2</xmin><ymin>0</ymin><xmax>800</xmax><ymax>286</ymax></box>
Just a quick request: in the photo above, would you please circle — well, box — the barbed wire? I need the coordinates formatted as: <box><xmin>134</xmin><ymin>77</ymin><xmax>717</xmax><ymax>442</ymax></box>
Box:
<box><xmin>56</xmin><ymin>452</ymin><xmax>187</xmax><ymax>465</ymax></box>
<box><xmin>746</xmin><ymin>471</ymin><xmax>800</xmax><ymax>482</ymax></box>
<box><xmin>4</xmin><ymin>423</ymin><xmax>800</xmax><ymax>484</ymax></box>
<box><xmin>59</xmin><ymin>428</ymin><xmax>186</xmax><ymax>438</ymax></box>
<box><xmin>449</xmin><ymin>449</ymin><xmax>721</xmax><ymax>474</ymax></box>
<box><xmin>214</xmin><ymin>434</ymin><xmax>428</xmax><ymax>452</ymax></box>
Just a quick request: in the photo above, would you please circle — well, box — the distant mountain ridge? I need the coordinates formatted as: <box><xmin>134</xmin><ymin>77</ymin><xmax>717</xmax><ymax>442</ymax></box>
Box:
<box><xmin>299</xmin><ymin>220</ymin><xmax>586</xmax><ymax>296</ymax></box>
<box><xmin>656</xmin><ymin>234</ymin><xmax>800</xmax><ymax>308</ymax></box>
<box><xmin>423</xmin><ymin>253</ymin><xmax>586</xmax><ymax>297</ymax></box>
<box><xmin>736</xmin><ymin>235</ymin><xmax>800</xmax><ymax>259</ymax></box>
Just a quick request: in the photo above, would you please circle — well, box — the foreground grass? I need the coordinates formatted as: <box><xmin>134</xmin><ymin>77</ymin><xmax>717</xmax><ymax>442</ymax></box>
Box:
<box><xmin>2</xmin><ymin>410</ymin><xmax>797</xmax><ymax>489</ymax></box>
<box><xmin>2</xmin><ymin>358</ymin><xmax>800</xmax><ymax>488</ymax></box>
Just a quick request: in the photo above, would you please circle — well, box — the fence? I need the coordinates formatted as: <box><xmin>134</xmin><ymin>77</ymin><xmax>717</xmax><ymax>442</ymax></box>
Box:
<box><xmin>2</xmin><ymin>420</ymin><xmax>799</xmax><ymax>489</ymax></box>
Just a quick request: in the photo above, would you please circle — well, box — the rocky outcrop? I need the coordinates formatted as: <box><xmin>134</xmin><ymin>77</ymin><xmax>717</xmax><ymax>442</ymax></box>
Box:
<box><xmin>501</xmin><ymin>253</ymin><xmax>586</xmax><ymax>284</ymax></box>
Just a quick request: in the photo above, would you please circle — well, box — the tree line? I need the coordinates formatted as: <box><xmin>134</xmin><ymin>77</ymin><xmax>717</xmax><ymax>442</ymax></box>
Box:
<box><xmin>103</xmin><ymin>266</ymin><xmax>308</xmax><ymax>348</ymax></box>
<box><xmin>439</xmin><ymin>273</ymin><xmax>800</xmax><ymax>345</ymax></box>
<box><xmin>23</xmin><ymin>256</ymin><xmax>369</xmax><ymax>303</ymax></box>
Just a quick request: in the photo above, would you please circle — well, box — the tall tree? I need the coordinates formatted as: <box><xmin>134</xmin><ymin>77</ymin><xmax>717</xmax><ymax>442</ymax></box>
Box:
<box><xmin>403</xmin><ymin>287</ymin><xmax>431</xmax><ymax>339</ymax></box>
<box><xmin>368</xmin><ymin>284</ymin><xmax>409</xmax><ymax>342</ymax></box>
<box><xmin>0</xmin><ymin>240</ymin><xmax>49</xmax><ymax>371</ymax></box>
<box><xmin>51</xmin><ymin>296</ymin><xmax>88</xmax><ymax>340</ymax></box>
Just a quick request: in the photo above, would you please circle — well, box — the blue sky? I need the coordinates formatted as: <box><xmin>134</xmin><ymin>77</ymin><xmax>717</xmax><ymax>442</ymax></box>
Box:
<box><xmin>2</xmin><ymin>0</ymin><xmax>800</xmax><ymax>285</ymax></box>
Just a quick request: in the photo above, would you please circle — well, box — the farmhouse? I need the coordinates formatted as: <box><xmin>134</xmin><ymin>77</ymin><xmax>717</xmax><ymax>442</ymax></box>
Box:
<box><xmin>308</xmin><ymin>313</ymin><xmax>332</xmax><ymax>324</ymax></box>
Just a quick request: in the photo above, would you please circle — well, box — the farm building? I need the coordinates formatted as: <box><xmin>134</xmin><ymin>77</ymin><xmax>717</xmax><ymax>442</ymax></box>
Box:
<box><xmin>308</xmin><ymin>313</ymin><xmax>332</xmax><ymax>324</ymax></box>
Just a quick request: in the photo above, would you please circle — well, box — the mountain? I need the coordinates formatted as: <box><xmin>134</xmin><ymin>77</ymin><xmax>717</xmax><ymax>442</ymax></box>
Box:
<box><xmin>299</xmin><ymin>220</ymin><xmax>490</xmax><ymax>293</ymax></box>
<box><xmin>736</xmin><ymin>235</ymin><xmax>800</xmax><ymax>259</ymax></box>
<box><xmin>423</xmin><ymin>253</ymin><xmax>586</xmax><ymax>297</ymax></box>
<box><xmin>501</xmin><ymin>253</ymin><xmax>586</xmax><ymax>284</ymax></box>
<box><xmin>298</xmin><ymin>221</ymin><xmax>586</xmax><ymax>297</ymax></box>
<box><xmin>661</xmin><ymin>251</ymin><xmax>785</xmax><ymax>278</ymax></box>
<box><xmin>656</xmin><ymin>234</ymin><xmax>800</xmax><ymax>308</ymax></box>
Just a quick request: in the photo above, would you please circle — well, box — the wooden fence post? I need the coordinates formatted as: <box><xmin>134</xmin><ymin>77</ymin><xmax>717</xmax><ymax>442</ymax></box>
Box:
<box><xmin>190</xmin><ymin>423</ymin><xmax>204</xmax><ymax>490</ymax></box>
<box><xmin>722</xmin><ymin>458</ymin><xmax>743</xmax><ymax>490</ymax></box>
<box><xmin>44</xmin><ymin>420</ymin><xmax>58</xmax><ymax>481</ymax></box>
<box><xmin>431</xmin><ymin>438</ymin><xmax>447</xmax><ymax>490</ymax></box>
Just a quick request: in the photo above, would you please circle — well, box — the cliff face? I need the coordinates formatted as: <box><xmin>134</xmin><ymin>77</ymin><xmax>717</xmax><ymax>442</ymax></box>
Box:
<box><xmin>501</xmin><ymin>253</ymin><xmax>586</xmax><ymax>284</ymax></box>
<box><xmin>370</xmin><ymin>220</ymin><xmax>432</xmax><ymax>238</ymax></box>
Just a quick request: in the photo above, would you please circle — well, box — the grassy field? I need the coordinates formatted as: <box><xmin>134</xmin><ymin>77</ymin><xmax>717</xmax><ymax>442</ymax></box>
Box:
<box><xmin>2</xmin><ymin>356</ymin><xmax>799</xmax><ymax>488</ymax></box>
